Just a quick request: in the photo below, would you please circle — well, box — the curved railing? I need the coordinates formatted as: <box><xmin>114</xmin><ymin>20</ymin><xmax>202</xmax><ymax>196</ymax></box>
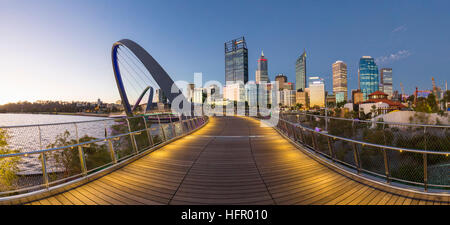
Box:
<box><xmin>0</xmin><ymin>114</ymin><xmax>208</xmax><ymax>198</ymax></box>
<box><xmin>284</xmin><ymin>111</ymin><xmax>450</xmax><ymax>128</ymax></box>
<box><xmin>282</xmin><ymin>112</ymin><xmax>450</xmax><ymax>154</ymax></box>
<box><xmin>274</xmin><ymin>114</ymin><xmax>450</xmax><ymax>192</ymax></box>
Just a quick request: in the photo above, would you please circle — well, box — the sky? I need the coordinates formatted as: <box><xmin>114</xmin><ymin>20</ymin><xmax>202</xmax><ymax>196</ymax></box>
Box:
<box><xmin>1</xmin><ymin>0</ymin><xmax>449</xmax><ymax>104</ymax></box>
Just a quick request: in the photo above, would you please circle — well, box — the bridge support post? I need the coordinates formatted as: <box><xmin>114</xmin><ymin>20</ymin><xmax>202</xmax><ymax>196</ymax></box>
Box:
<box><xmin>423</xmin><ymin>127</ymin><xmax>428</xmax><ymax>192</ymax></box>
<box><xmin>423</xmin><ymin>153</ymin><xmax>428</xmax><ymax>191</ymax></box>
<box><xmin>382</xmin><ymin>123</ymin><xmax>390</xmax><ymax>183</ymax></box>
<box><xmin>157</xmin><ymin>114</ymin><xmax>167</xmax><ymax>141</ymax></box>
<box><xmin>126</xmin><ymin>118</ymin><xmax>139</xmax><ymax>154</ymax></box>
<box><xmin>38</xmin><ymin>126</ymin><xmax>49</xmax><ymax>188</ymax></box>
<box><xmin>169</xmin><ymin>115</ymin><xmax>177</xmax><ymax>137</ymax></box>
<box><xmin>311</xmin><ymin>131</ymin><xmax>319</xmax><ymax>152</ymax></box>
<box><xmin>299</xmin><ymin>128</ymin><xmax>305</xmax><ymax>144</ymax></box>
<box><xmin>75</xmin><ymin>123</ymin><xmax>88</xmax><ymax>176</ymax></box>
<box><xmin>108</xmin><ymin>139</ymin><xmax>117</xmax><ymax>164</ymax></box>
<box><xmin>352</xmin><ymin>143</ymin><xmax>361</xmax><ymax>174</ymax></box>
<box><xmin>143</xmin><ymin>116</ymin><xmax>154</xmax><ymax>147</ymax></box>
<box><xmin>327</xmin><ymin>137</ymin><xmax>335</xmax><ymax>162</ymax></box>
<box><xmin>179</xmin><ymin>115</ymin><xmax>185</xmax><ymax>134</ymax></box>
<box><xmin>382</xmin><ymin>149</ymin><xmax>390</xmax><ymax>183</ymax></box>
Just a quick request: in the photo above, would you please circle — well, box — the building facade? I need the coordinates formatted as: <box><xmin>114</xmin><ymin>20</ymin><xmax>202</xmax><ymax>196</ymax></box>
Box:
<box><xmin>351</xmin><ymin>89</ymin><xmax>364</xmax><ymax>104</ymax></box>
<box><xmin>358</xmin><ymin>56</ymin><xmax>379</xmax><ymax>101</ymax></box>
<box><xmin>255</xmin><ymin>51</ymin><xmax>269</xmax><ymax>83</ymax></box>
<box><xmin>283</xmin><ymin>89</ymin><xmax>296</xmax><ymax>107</ymax></box>
<box><xmin>225</xmin><ymin>37</ymin><xmax>248</xmax><ymax>85</ymax></box>
<box><xmin>332</xmin><ymin>60</ymin><xmax>348</xmax><ymax>102</ymax></box>
<box><xmin>380</xmin><ymin>68</ymin><xmax>393</xmax><ymax>99</ymax></box>
<box><xmin>296</xmin><ymin>91</ymin><xmax>309</xmax><ymax>109</ymax></box>
<box><xmin>154</xmin><ymin>89</ymin><xmax>167</xmax><ymax>103</ymax></box>
<box><xmin>224</xmin><ymin>82</ymin><xmax>245</xmax><ymax>102</ymax></box>
<box><xmin>295</xmin><ymin>50</ymin><xmax>307</xmax><ymax>91</ymax></box>
<box><xmin>193</xmin><ymin>88</ymin><xmax>204</xmax><ymax>104</ymax></box>
<box><xmin>187</xmin><ymin>83</ymin><xmax>195</xmax><ymax>102</ymax></box>
<box><xmin>275</xmin><ymin>74</ymin><xmax>287</xmax><ymax>90</ymax></box>
<box><xmin>308</xmin><ymin>77</ymin><xmax>325</xmax><ymax>108</ymax></box>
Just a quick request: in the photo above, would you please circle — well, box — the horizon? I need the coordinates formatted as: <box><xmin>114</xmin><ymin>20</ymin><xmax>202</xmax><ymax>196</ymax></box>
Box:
<box><xmin>1</xmin><ymin>0</ymin><xmax>450</xmax><ymax>105</ymax></box>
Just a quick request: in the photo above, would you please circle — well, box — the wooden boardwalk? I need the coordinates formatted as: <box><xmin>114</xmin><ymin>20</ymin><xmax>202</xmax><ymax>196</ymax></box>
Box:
<box><xmin>28</xmin><ymin>116</ymin><xmax>449</xmax><ymax>205</ymax></box>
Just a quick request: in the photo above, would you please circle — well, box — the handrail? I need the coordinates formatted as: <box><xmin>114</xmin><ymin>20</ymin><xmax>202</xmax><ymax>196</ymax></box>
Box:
<box><xmin>0</xmin><ymin>112</ymin><xmax>177</xmax><ymax>129</ymax></box>
<box><xmin>0</xmin><ymin>128</ymin><xmax>148</xmax><ymax>158</ymax></box>
<box><xmin>0</xmin><ymin>113</ymin><xmax>208</xmax><ymax>198</ymax></box>
<box><xmin>271</xmin><ymin>114</ymin><xmax>450</xmax><ymax>191</ymax></box>
<box><xmin>279</xmin><ymin>116</ymin><xmax>450</xmax><ymax>155</ymax></box>
<box><xmin>285</xmin><ymin>111</ymin><xmax>450</xmax><ymax>128</ymax></box>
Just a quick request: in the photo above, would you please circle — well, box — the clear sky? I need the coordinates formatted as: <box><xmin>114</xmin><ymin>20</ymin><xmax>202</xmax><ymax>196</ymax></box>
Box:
<box><xmin>1</xmin><ymin>0</ymin><xmax>449</xmax><ymax>104</ymax></box>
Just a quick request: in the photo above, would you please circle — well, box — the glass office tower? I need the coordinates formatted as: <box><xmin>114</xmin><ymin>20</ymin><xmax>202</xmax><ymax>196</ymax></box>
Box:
<box><xmin>295</xmin><ymin>50</ymin><xmax>307</xmax><ymax>91</ymax></box>
<box><xmin>380</xmin><ymin>68</ymin><xmax>393</xmax><ymax>99</ymax></box>
<box><xmin>332</xmin><ymin>60</ymin><xmax>348</xmax><ymax>102</ymax></box>
<box><xmin>225</xmin><ymin>37</ymin><xmax>248</xmax><ymax>85</ymax></box>
<box><xmin>255</xmin><ymin>51</ymin><xmax>269</xmax><ymax>83</ymax></box>
<box><xmin>358</xmin><ymin>56</ymin><xmax>379</xmax><ymax>101</ymax></box>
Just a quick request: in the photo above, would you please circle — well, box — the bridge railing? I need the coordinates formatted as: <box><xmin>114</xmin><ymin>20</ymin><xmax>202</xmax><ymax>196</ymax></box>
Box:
<box><xmin>0</xmin><ymin>114</ymin><xmax>207</xmax><ymax>197</ymax></box>
<box><xmin>282</xmin><ymin>112</ymin><xmax>450</xmax><ymax>153</ymax></box>
<box><xmin>274</xmin><ymin>114</ymin><xmax>450</xmax><ymax>192</ymax></box>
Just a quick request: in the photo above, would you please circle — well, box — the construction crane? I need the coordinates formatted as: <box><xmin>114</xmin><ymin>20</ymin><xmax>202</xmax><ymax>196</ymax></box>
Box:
<box><xmin>400</xmin><ymin>82</ymin><xmax>405</xmax><ymax>102</ymax></box>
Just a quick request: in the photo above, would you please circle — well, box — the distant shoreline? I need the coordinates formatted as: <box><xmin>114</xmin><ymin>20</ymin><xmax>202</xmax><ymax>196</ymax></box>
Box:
<box><xmin>0</xmin><ymin>112</ymin><xmax>110</xmax><ymax>117</ymax></box>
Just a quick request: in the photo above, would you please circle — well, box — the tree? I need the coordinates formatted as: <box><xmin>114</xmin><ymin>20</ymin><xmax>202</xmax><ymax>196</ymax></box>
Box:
<box><xmin>426</xmin><ymin>93</ymin><xmax>439</xmax><ymax>112</ymax></box>
<box><xmin>370</xmin><ymin>105</ymin><xmax>377</xmax><ymax>117</ymax></box>
<box><xmin>46</xmin><ymin>130</ymin><xmax>111</xmax><ymax>179</ymax></box>
<box><xmin>295</xmin><ymin>103</ymin><xmax>303</xmax><ymax>110</ymax></box>
<box><xmin>336</xmin><ymin>100</ymin><xmax>347</xmax><ymax>108</ymax></box>
<box><xmin>414</xmin><ymin>94</ymin><xmax>439</xmax><ymax>113</ymax></box>
<box><xmin>406</xmin><ymin>95</ymin><xmax>415</xmax><ymax>104</ymax></box>
<box><xmin>0</xmin><ymin>129</ymin><xmax>20</xmax><ymax>191</ymax></box>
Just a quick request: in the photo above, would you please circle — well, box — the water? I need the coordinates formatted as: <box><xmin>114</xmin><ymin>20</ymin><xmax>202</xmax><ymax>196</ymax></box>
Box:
<box><xmin>0</xmin><ymin>113</ymin><xmax>171</xmax><ymax>176</ymax></box>
<box><xmin>0</xmin><ymin>114</ymin><xmax>117</xmax><ymax>174</ymax></box>
<box><xmin>0</xmin><ymin>113</ymin><xmax>106</xmax><ymax>127</ymax></box>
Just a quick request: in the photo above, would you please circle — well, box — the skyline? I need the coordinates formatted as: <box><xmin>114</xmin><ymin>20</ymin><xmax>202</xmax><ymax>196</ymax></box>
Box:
<box><xmin>1</xmin><ymin>0</ymin><xmax>450</xmax><ymax>104</ymax></box>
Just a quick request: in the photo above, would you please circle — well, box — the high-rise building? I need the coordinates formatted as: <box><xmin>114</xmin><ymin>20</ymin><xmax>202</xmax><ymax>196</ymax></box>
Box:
<box><xmin>206</xmin><ymin>84</ymin><xmax>220</xmax><ymax>101</ymax></box>
<box><xmin>283</xmin><ymin>89</ymin><xmax>296</xmax><ymax>107</ymax></box>
<box><xmin>296</xmin><ymin>91</ymin><xmax>309</xmax><ymax>109</ymax></box>
<box><xmin>295</xmin><ymin>50</ymin><xmax>307</xmax><ymax>91</ymax></box>
<box><xmin>255</xmin><ymin>51</ymin><xmax>269</xmax><ymax>83</ymax></box>
<box><xmin>193</xmin><ymin>88</ymin><xmax>204</xmax><ymax>104</ymax></box>
<box><xmin>332</xmin><ymin>60</ymin><xmax>348</xmax><ymax>102</ymax></box>
<box><xmin>285</xmin><ymin>82</ymin><xmax>295</xmax><ymax>90</ymax></box>
<box><xmin>154</xmin><ymin>89</ymin><xmax>167</xmax><ymax>103</ymax></box>
<box><xmin>351</xmin><ymin>89</ymin><xmax>364</xmax><ymax>104</ymax></box>
<box><xmin>187</xmin><ymin>83</ymin><xmax>195</xmax><ymax>102</ymax></box>
<box><xmin>308</xmin><ymin>77</ymin><xmax>325</xmax><ymax>108</ymax></box>
<box><xmin>275</xmin><ymin>74</ymin><xmax>287</xmax><ymax>90</ymax></box>
<box><xmin>224</xmin><ymin>82</ymin><xmax>245</xmax><ymax>102</ymax></box>
<box><xmin>380</xmin><ymin>68</ymin><xmax>393</xmax><ymax>99</ymax></box>
<box><xmin>225</xmin><ymin>37</ymin><xmax>248</xmax><ymax>85</ymax></box>
<box><xmin>358</xmin><ymin>56</ymin><xmax>379</xmax><ymax>101</ymax></box>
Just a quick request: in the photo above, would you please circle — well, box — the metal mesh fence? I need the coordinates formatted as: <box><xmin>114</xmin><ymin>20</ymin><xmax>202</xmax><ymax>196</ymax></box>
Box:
<box><xmin>0</xmin><ymin>114</ymin><xmax>208</xmax><ymax>197</ymax></box>
<box><xmin>284</xmin><ymin>113</ymin><xmax>450</xmax><ymax>154</ymax></box>
<box><xmin>273</xmin><ymin>114</ymin><xmax>450</xmax><ymax>191</ymax></box>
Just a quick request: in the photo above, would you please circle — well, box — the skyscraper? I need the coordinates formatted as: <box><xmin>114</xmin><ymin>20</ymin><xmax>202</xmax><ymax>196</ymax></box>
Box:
<box><xmin>295</xmin><ymin>50</ymin><xmax>307</xmax><ymax>91</ymax></box>
<box><xmin>225</xmin><ymin>37</ymin><xmax>248</xmax><ymax>85</ymax></box>
<box><xmin>332</xmin><ymin>60</ymin><xmax>348</xmax><ymax>103</ymax></box>
<box><xmin>358</xmin><ymin>56</ymin><xmax>379</xmax><ymax>101</ymax></box>
<box><xmin>255</xmin><ymin>51</ymin><xmax>269</xmax><ymax>83</ymax></box>
<box><xmin>380</xmin><ymin>68</ymin><xmax>393</xmax><ymax>99</ymax></box>
<box><xmin>275</xmin><ymin>74</ymin><xmax>287</xmax><ymax>90</ymax></box>
<box><xmin>308</xmin><ymin>76</ymin><xmax>325</xmax><ymax>108</ymax></box>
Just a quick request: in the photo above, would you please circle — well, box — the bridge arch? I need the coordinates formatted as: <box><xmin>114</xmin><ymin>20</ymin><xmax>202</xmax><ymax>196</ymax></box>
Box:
<box><xmin>111</xmin><ymin>39</ymin><xmax>188</xmax><ymax>116</ymax></box>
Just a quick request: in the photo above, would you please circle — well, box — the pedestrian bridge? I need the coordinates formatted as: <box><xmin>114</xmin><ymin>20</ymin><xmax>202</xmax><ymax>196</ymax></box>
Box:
<box><xmin>22</xmin><ymin>116</ymin><xmax>449</xmax><ymax>205</ymax></box>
